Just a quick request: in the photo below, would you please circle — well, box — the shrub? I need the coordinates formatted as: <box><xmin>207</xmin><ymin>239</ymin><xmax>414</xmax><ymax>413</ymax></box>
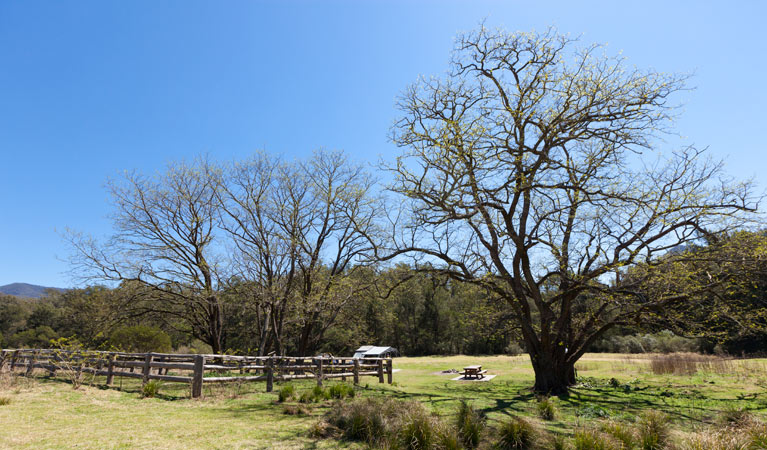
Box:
<box><xmin>109</xmin><ymin>325</ymin><xmax>172</xmax><ymax>353</ymax></box>
<box><xmin>536</xmin><ymin>397</ymin><xmax>557</xmax><ymax>421</ymax></box>
<box><xmin>496</xmin><ymin>417</ymin><xmax>537</xmax><ymax>450</ymax></box>
<box><xmin>141</xmin><ymin>380</ymin><xmax>161</xmax><ymax>398</ymax></box>
<box><xmin>6</xmin><ymin>326</ymin><xmax>59</xmax><ymax>348</ymax></box>
<box><xmin>299</xmin><ymin>391</ymin><xmax>314</xmax><ymax>404</ymax></box>
<box><xmin>299</xmin><ymin>386</ymin><xmax>329</xmax><ymax>403</ymax></box>
<box><xmin>328</xmin><ymin>383</ymin><xmax>355</xmax><ymax>399</ymax></box>
<box><xmin>278</xmin><ymin>384</ymin><xmax>295</xmax><ymax>402</ymax></box>
<box><xmin>456</xmin><ymin>400</ymin><xmax>485</xmax><ymax>448</ymax></box>
<box><xmin>638</xmin><ymin>411</ymin><xmax>670</xmax><ymax>450</ymax></box>
<box><xmin>506</xmin><ymin>342</ymin><xmax>525</xmax><ymax>356</ymax></box>
<box><xmin>312</xmin><ymin>385</ymin><xmax>329</xmax><ymax>401</ymax></box>
<box><xmin>0</xmin><ymin>396</ymin><xmax>10</xmax><ymax>406</ymax></box>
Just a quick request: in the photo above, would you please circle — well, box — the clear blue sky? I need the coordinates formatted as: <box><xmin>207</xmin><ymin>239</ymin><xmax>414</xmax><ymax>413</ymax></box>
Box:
<box><xmin>1</xmin><ymin>0</ymin><xmax>765</xmax><ymax>288</ymax></box>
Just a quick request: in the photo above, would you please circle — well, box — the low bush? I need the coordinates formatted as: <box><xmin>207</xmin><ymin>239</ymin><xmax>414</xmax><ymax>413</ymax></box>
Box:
<box><xmin>327</xmin><ymin>382</ymin><xmax>355</xmax><ymax>399</ymax></box>
<box><xmin>456</xmin><ymin>400</ymin><xmax>485</xmax><ymax>449</ymax></box>
<box><xmin>325</xmin><ymin>398</ymin><xmax>398</xmax><ymax>444</ymax></box>
<box><xmin>141</xmin><ymin>380</ymin><xmax>161</xmax><ymax>398</ymax></box>
<box><xmin>277</xmin><ymin>384</ymin><xmax>295</xmax><ymax>402</ymax></box>
<box><xmin>322</xmin><ymin>397</ymin><xmax>454</xmax><ymax>448</ymax></box>
<box><xmin>109</xmin><ymin>325</ymin><xmax>172</xmax><ymax>353</ymax></box>
<box><xmin>536</xmin><ymin>397</ymin><xmax>557</xmax><ymax>421</ymax></box>
<box><xmin>299</xmin><ymin>385</ymin><xmax>329</xmax><ymax>403</ymax></box>
<box><xmin>495</xmin><ymin>417</ymin><xmax>538</xmax><ymax>450</ymax></box>
<box><xmin>591</xmin><ymin>330</ymin><xmax>702</xmax><ymax>354</ymax></box>
<box><xmin>0</xmin><ymin>396</ymin><xmax>10</xmax><ymax>406</ymax></box>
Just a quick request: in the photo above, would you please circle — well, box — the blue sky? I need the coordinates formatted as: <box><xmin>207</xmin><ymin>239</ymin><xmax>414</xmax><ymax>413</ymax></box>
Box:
<box><xmin>1</xmin><ymin>0</ymin><xmax>765</xmax><ymax>288</ymax></box>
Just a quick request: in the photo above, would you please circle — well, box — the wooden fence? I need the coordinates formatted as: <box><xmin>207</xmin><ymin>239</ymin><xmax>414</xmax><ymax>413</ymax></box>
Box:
<box><xmin>0</xmin><ymin>348</ymin><xmax>393</xmax><ymax>398</ymax></box>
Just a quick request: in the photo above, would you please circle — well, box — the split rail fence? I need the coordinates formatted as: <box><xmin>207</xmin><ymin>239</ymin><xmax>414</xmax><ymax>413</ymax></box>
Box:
<box><xmin>0</xmin><ymin>348</ymin><xmax>393</xmax><ymax>398</ymax></box>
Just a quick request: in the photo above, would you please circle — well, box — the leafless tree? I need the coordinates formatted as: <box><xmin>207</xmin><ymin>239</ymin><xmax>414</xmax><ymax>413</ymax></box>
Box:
<box><xmin>67</xmin><ymin>160</ymin><xmax>226</xmax><ymax>353</ymax></box>
<box><xmin>218</xmin><ymin>150</ymin><xmax>381</xmax><ymax>355</ymax></box>
<box><xmin>384</xmin><ymin>27</ymin><xmax>760</xmax><ymax>393</ymax></box>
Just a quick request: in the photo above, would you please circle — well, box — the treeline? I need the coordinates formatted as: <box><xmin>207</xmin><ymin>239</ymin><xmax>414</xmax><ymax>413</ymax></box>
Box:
<box><xmin>0</xmin><ymin>270</ymin><xmax>518</xmax><ymax>356</ymax></box>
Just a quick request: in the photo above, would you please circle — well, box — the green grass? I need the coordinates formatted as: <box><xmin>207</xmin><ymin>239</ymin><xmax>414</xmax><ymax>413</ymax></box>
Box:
<box><xmin>1</xmin><ymin>353</ymin><xmax>767</xmax><ymax>448</ymax></box>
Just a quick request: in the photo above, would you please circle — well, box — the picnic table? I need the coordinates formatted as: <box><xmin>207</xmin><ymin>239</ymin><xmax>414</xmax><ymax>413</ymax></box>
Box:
<box><xmin>462</xmin><ymin>365</ymin><xmax>487</xmax><ymax>379</ymax></box>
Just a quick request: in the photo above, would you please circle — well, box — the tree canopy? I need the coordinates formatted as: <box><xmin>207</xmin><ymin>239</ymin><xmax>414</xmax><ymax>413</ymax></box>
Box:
<box><xmin>383</xmin><ymin>26</ymin><xmax>761</xmax><ymax>393</ymax></box>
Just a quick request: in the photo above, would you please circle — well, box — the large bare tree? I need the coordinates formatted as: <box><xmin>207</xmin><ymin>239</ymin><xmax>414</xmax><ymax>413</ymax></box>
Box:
<box><xmin>218</xmin><ymin>150</ymin><xmax>380</xmax><ymax>355</ymax></box>
<box><xmin>67</xmin><ymin>160</ymin><xmax>226</xmax><ymax>353</ymax></box>
<box><xmin>384</xmin><ymin>27</ymin><xmax>760</xmax><ymax>393</ymax></box>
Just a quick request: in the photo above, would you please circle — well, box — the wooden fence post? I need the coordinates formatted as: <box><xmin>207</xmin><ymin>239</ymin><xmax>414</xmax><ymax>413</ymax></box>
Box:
<box><xmin>191</xmin><ymin>355</ymin><xmax>204</xmax><ymax>398</ymax></box>
<box><xmin>266</xmin><ymin>358</ymin><xmax>274</xmax><ymax>393</ymax></box>
<box><xmin>377</xmin><ymin>359</ymin><xmax>384</xmax><ymax>383</ymax></box>
<box><xmin>106</xmin><ymin>353</ymin><xmax>116</xmax><ymax>386</ymax></box>
<box><xmin>386</xmin><ymin>358</ymin><xmax>393</xmax><ymax>384</ymax></box>
<box><xmin>26</xmin><ymin>350</ymin><xmax>39</xmax><ymax>376</ymax></box>
<box><xmin>316</xmin><ymin>357</ymin><xmax>324</xmax><ymax>387</ymax></box>
<box><xmin>353</xmin><ymin>358</ymin><xmax>360</xmax><ymax>385</ymax></box>
<box><xmin>142</xmin><ymin>352</ymin><xmax>154</xmax><ymax>385</ymax></box>
<box><xmin>10</xmin><ymin>350</ymin><xmax>20</xmax><ymax>372</ymax></box>
<box><xmin>0</xmin><ymin>351</ymin><xmax>7</xmax><ymax>373</ymax></box>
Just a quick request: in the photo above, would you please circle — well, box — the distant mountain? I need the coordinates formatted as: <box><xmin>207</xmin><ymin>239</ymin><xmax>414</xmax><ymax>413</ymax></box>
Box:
<box><xmin>0</xmin><ymin>283</ymin><xmax>67</xmax><ymax>298</ymax></box>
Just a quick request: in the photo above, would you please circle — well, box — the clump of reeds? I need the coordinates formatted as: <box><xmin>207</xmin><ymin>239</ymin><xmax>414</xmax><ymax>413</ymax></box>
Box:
<box><xmin>456</xmin><ymin>400</ymin><xmax>485</xmax><ymax>448</ymax></box>
<box><xmin>648</xmin><ymin>353</ymin><xmax>732</xmax><ymax>376</ymax></box>
<box><xmin>495</xmin><ymin>417</ymin><xmax>539</xmax><ymax>450</ymax></box>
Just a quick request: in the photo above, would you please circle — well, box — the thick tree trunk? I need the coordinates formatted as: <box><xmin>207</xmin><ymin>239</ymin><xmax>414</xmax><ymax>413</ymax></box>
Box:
<box><xmin>207</xmin><ymin>295</ymin><xmax>224</xmax><ymax>354</ymax></box>
<box><xmin>529</xmin><ymin>349</ymin><xmax>576</xmax><ymax>395</ymax></box>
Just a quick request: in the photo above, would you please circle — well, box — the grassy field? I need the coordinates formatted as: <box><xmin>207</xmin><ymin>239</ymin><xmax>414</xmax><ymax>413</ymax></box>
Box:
<box><xmin>1</xmin><ymin>353</ymin><xmax>766</xmax><ymax>449</ymax></box>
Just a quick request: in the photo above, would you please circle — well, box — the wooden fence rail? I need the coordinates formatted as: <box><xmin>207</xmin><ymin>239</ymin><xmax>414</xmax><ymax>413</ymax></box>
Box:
<box><xmin>0</xmin><ymin>348</ymin><xmax>393</xmax><ymax>398</ymax></box>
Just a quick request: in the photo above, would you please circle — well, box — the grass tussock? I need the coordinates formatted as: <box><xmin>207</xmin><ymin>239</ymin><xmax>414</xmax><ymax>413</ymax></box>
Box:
<box><xmin>456</xmin><ymin>400</ymin><xmax>485</xmax><ymax>449</ymax></box>
<box><xmin>536</xmin><ymin>396</ymin><xmax>557</xmax><ymax>421</ymax></box>
<box><xmin>141</xmin><ymin>380</ymin><xmax>161</xmax><ymax>398</ymax></box>
<box><xmin>319</xmin><ymin>397</ymin><xmax>479</xmax><ymax>449</ymax></box>
<box><xmin>637</xmin><ymin>411</ymin><xmax>670</xmax><ymax>450</ymax></box>
<box><xmin>573</xmin><ymin>428</ymin><xmax>621</xmax><ymax>450</ymax></box>
<box><xmin>718</xmin><ymin>405</ymin><xmax>754</xmax><ymax>428</ymax></box>
<box><xmin>599</xmin><ymin>421</ymin><xmax>637</xmax><ymax>449</ymax></box>
<box><xmin>495</xmin><ymin>417</ymin><xmax>538</xmax><ymax>450</ymax></box>
<box><xmin>0</xmin><ymin>396</ymin><xmax>11</xmax><ymax>406</ymax></box>
<box><xmin>282</xmin><ymin>404</ymin><xmax>312</xmax><ymax>415</ymax></box>
<box><xmin>277</xmin><ymin>384</ymin><xmax>295</xmax><ymax>402</ymax></box>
